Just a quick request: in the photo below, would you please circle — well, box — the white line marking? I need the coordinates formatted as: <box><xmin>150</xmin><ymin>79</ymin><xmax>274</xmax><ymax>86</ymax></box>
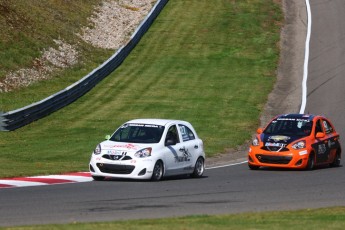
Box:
<box><xmin>206</xmin><ymin>160</ymin><xmax>248</xmax><ymax>170</ymax></box>
<box><xmin>299</xmin><ymin>0</ymin><xmax>312</xmax><ymax>114</ymax></box>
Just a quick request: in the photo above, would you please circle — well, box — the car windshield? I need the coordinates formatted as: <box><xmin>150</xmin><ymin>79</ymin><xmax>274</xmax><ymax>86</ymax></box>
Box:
<box><xmin>110</xmin><ymin>123</ymin><xmax>165</xmax><ymax>144</ymax></box>
<box><xmin>264</xmin><ymin>118</ymin><xmax>313</xmax><ymax>137</ymax></box>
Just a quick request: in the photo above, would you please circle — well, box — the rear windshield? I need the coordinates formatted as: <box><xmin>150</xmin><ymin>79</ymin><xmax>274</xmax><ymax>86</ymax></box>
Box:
<box><xmin>110</xmin><ymin>123</ymin><xmax>165</xmax><ymax>143</ymax></box>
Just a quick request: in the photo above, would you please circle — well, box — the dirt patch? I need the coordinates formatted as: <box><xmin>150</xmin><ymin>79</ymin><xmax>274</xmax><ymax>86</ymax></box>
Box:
<box><xmin>79</xmin><ymin>0</ymin><xmax>156</xmax><ymax>50</ymax></box>
<box><xmin>0</xmin><ymin>0</ymin><xmax>155</xmax><ymax>93</ymax></box>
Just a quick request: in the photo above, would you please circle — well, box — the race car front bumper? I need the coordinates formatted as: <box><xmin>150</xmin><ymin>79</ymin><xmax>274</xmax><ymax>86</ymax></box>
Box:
<box><xmin>248</xmin><ymin>147</ymin><xmax>310</xmax><ymax>169</ymax></box>
<box><xmin>89</xmin><ymin>154</ymin><xmax>156</xmax><ymax>180</ymax></box>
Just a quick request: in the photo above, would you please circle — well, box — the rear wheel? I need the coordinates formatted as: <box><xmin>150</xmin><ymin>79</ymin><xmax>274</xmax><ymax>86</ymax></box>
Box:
<box><xmin>191</xmin><ymin>157</ymin><xmax>205</xmax><ymax>178</ymax></box>
<box><xmin>330</xmin><ymin>149</ymin><xmax>341</xmax><ymax>167</ymax></box>
<box><xmin>92</xmin><ymin>176</ymin><xmax>105</xmax><ymax>181</ymax></box>
<box><xmin>306</xmin><ymin>153</ymin><xmax>315</xmax><ymax>170</ymax></box>
<box><xmin>151</xmin><ymin>161</ymin><xmax>164</xmax><ymax>181</ymax></box>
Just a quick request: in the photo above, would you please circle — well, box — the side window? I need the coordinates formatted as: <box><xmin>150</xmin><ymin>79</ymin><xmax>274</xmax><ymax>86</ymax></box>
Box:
<box><xmin>165</xmin><ymin>125</ymin><xmax>180</xmax><ymax>144</ymax></box>
<box><xmin>322</xmin><ymin>120</ymin><xmax>334</xmax><ymax>134</ymax></box>
<box><xmin>315</xmin><ymin>119</ymin><xmax>323</xmax><ymax>136</ymax></box>
<box><xmin>179</xmin><ymin>125</ymin><xmax>196</xmax><ymax>142</ymax></box>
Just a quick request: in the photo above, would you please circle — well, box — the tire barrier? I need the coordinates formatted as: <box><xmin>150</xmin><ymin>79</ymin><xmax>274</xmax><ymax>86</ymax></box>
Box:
<box><xmin>0</xmin><ymin>0</ymin><xmax>169</xmax><ymax>131</ymax></box>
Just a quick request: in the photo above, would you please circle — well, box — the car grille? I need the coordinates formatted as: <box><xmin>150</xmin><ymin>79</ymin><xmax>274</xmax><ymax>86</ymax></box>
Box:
<box><xmin>102</xmin><ymin>154</ymin><xmax>132</xmax><ymax>161</ymax></box>
<box><xmin>261</xmin><ymin>146</ymin><xmax>289</xmax><ymax>152</ymax></box>
<box><xmin>256</xmin><ymin>154</ymin><xmax>292</xmax><ymax>164</ymax></box>
<box><xmin>96</xmin><ymin>163</ymin><xmax>135</xmax><ymax>174</ymax></box>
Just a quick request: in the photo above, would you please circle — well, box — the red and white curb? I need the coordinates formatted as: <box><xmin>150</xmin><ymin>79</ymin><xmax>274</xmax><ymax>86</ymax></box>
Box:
<box><xmin>0</xmin><ymin>172</ymin><xmax>93</xmax><ymax>189</ymax></box>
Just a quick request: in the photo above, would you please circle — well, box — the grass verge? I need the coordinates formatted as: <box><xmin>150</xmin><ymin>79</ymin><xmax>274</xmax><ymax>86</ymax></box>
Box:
<box><xmin>1</xmin><ymin>207</ymin><xmax>345</xmax><ymax>229</ymax></box>
<box><xmin>0</xmin><ymin>0</ymin><xmax>282</xmax><ymax>178</ymax></box>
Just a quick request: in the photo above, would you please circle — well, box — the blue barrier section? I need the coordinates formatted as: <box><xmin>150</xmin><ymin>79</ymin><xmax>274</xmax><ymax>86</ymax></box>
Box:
<box><xmin>0</xmin><ymin>0</ymin><xmax>169</xmax><ymax>131</ymax></box>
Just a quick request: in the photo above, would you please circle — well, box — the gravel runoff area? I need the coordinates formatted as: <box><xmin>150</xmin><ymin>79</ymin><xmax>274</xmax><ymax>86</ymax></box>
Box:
<box><xmin>0</xmin><ymin>0</ymin><xmax>156</xmax><ymax>93</ymax></box>
<box><xmin>0</xmin><ymin>0</ymin><xmax>306</xmax><ymax>166</ymax></box>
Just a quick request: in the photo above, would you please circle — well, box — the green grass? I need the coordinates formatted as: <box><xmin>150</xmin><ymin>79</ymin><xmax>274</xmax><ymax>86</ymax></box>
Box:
<box><xmin>2</xmin><ymin>207</ymin><xmax>345</xmax><ymax>229</ymax></box>
<box><xmin>0</xmin><ymin>0</ymin><xmax>282</xmax><ymax>178</ymax></box>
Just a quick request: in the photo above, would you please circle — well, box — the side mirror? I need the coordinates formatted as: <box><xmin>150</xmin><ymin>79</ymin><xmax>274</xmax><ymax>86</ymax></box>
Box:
<box><xmin>165</xmin><ymin>139</ymin><xmax>176</xmax><ymax>146</ymax></box>
<box><xmin>316</xmin><ymin>132</ymin><xmax>325</xmax><ymax>138</ymax></box>
<box><xmin>105</xmin><ymin>135</ymin><xmax>111</xmax><ymax>140</ymax></box>
<box><xmin>257</xmin><ymin>128</ymin><xmax>263</xmax><ymax>134</ymax></box>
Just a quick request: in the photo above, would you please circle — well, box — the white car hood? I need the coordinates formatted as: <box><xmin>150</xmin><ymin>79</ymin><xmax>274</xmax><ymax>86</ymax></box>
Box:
<box><xmin>100</xmin><ymin>140</ymin><xmax>151</xmax><ymax>154</ymax></box>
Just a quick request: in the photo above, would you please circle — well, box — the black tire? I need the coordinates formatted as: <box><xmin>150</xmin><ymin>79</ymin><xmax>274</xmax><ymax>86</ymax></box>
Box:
<box><xmin>306</xmin><ymin>153</ymin><xmax>315</xmax><ymax>170</ymax></box>
<box><xmin>191</xmin><ymin>157</ymin><xmax>205</xmax><ymax>178</ymax></box>
<box><xmin>92</xmin><ymin>175</ymin><xmax>105</xmax><ymax>181</ymax></box>
<box><xmin>330</xmin><ymin>150</ymin><xmax>341</xmax><ymax>167</ymax></box>
<box><xmin>248</xmin><ymin>163</ymin><xmax>260</xmax><ymax>170</ymax></box>
<box><xmin>151</xmin><ymin>161</ymin><xmax>164</xmax><ymax>181</ymax></box>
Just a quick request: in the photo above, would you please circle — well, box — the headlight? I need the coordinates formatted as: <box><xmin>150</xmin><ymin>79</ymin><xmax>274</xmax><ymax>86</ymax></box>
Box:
<box><xmin>252</xmin><ymin>137</ymin><xmax>260</xmax><ymax>146</ymax></box>
<box><xmin>134</xmin><ymin>148</ymin><xmax>152</xmax><ymax>158</ymax></box>
<box><xmin>292</xmin><ymin>140</ymin><xmax>306</xmax><ymax>150</ymax></box>
<box><xmin>93</xmin><ymin>144</ymin><xmax>101</xmax><ymax>155</ymax></box>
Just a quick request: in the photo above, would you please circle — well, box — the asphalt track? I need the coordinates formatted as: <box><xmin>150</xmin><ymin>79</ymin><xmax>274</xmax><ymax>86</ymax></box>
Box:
<box><xmin>1</xmin><ymin>0</ymin><xmax>345</xmax><ymax>227</ymax></box>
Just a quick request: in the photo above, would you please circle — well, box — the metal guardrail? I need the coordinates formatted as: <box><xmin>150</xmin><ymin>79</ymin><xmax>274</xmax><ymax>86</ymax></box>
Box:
<box><xmin>0</xmin><ymin>0</ymin><xmax>169</xmax><ymax>131</ymax></box>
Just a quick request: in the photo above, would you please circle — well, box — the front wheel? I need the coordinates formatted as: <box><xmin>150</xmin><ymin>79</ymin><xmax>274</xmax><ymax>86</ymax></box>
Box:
<box><xmin>191</xmin><ymin>157</ymin><xmax>205</xmax><ymax>178</ymax></box>
<box><xmin>306</xmin><ymin>153</ymin><xmax>315</xmax><ymax>170</ymax></box>
<box><xmin>248</xmin><ymin>163</ymin><xmax>260</xmax><ymax>170</ymax></box>
<box><xmin>151</xmin><ymin>161</ymin><xmax>164</xmax><ymax>181</ymax></box>
<box><xmin>92</xmin><ymin>175</ymin><xmax>105</xmax><ymax>181</ymax></box>
<box><xmin>330</xmin><ymin>150</ymin><xmax>341</xmax><ymax>167</ymax></box>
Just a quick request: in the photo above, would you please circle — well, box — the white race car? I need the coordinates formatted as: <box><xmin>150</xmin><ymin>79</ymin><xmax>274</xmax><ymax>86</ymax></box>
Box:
<box><xmin>89</xmin><ymin>119</ymin><xmax>205</xmax><ymax>181</ymax></box>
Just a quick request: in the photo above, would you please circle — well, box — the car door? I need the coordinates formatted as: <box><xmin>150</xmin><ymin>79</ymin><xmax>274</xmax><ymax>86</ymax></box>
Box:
<box><xmin>178</xmin><ymin>124</ymin><xmax>199</xmax><ymax>172</ymax></box>
<box><xmin>312</xmin><ymin>119</ymin><xmax>330</xmax><ymax>164</ymax></box>
<box><xmin>162</xmin><ymin>124</ymin><xmax>186</xmax><ymax>176</ymax></box>
<box><xmin>321</xmin><ymin>118</ymin><xmax>340</xmax><ymax>163</ymax></box>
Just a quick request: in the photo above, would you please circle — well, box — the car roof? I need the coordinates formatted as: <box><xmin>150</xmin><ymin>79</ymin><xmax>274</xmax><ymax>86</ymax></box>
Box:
<box><xmin>125</xmin><ymin>118</ymin><xmax>190</xmax><ymax>126</ymax></box>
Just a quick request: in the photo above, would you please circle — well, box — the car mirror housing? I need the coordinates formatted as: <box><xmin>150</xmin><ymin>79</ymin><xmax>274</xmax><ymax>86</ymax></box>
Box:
<box><xmin>316</xmin><ymin>132</ymin><xmax>325</xmax><ymax>138</ymax></box>
<box><xmin>257</xmin><ymin>128</ymin><xmax>263</xmax><ymax>134</ymax></box>
<box><xmin>165</xmin><ymin>139</ymin><xmax>176</xmax><ymax>146</ymax></box>
<box><xmin>105</xmin><ymin>135</ymin><xmax>111</xmax><ymax>140</ymax></box>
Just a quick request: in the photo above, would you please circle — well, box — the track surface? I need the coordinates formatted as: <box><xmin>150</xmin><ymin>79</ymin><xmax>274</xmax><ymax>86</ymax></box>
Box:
<box><xmin>1</xmin><ymin>163</ymin><xmax>345</xmax><ymax>227</ymax></box>
<box><xmin>1</xmin><ymin>0</ymin><xmax>345</xmax><ymax>227</ymax></box>
<box><xmin>305</xmin><ymin>0</ymin><xmax>345</xmax><ymax>139</ymax></box>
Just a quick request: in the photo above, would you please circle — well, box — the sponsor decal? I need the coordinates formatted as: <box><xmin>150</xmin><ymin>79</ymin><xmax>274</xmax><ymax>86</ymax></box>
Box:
<box><xmin>277</xmin><ymin>118</ymin><xmax>310</xmax><ymax>122</ymax></box>
<box><xmin>122</xmin><ymin>123</ymin><xmax>161</xmax><ymax>128</ymax></box>
<box><xmin>107</xmin><ymin>150</ymin><xmax>128</xmax><ymax>160</ymax></box>
<box><xmin>318</xmin><ymin>144</ymin><xmax>327</xmax><ymax>155</ymax></box>
<box><xmin>328</xmin><ymin>139</ymin><xmax>336</xmax><ymax>148</ymax></box>
<box><xmin>175</xmin><ymin>147</ymin><xmax>191</xmax><ymax>163</ymax></box>
<box><xmin>265</xmin><ymin>142</ymin><xmax>286</xmax><ymax>147</ymax></box>
<box><xmin>268</xmin><ymin>135</ymin><xmax>291</xmax><ymax>142</ymax></box>
<box><xmin>108</xmin><ymin>150</ymin><xmax>127</xmax><ymax>155</ymax></box>
<box><xmin>112</xmin><ymin>143</ymin><xmax>139</xmax><ymax>150</ymax></box>
<box><xmin>299</xmin><ymin>150</ymin><xmax>308</xmax><ymax>156</ymax></box>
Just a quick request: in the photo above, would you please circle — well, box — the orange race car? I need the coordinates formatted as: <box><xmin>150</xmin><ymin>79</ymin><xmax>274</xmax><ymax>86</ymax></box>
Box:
<box><xmin>248</xmin><ymin>114</ymin><xmax>342</xmax><ymax>170</ymax></box>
